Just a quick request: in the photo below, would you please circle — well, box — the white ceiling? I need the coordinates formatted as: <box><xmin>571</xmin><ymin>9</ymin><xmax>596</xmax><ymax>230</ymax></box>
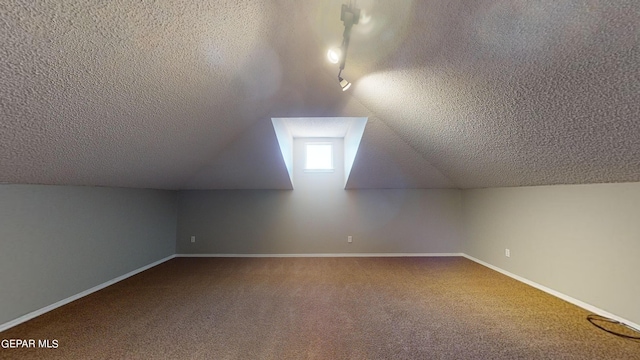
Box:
<box><xmin>280</xmin><ymin>117</ymin><xmax>355</xmax><ymax>138</ymax></box>
<box><xmin>1</xmin><ymin>1</ymin><xmax>638</xmax><ymax>190</ymax></box>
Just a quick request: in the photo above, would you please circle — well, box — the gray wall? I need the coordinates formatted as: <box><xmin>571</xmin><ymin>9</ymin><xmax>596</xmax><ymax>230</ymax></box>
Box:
<box><xmin>462</xmin><ymin>182</ymin><xmax>640</xmax><ymax>325</ymax></box>
<box><xmin>176</xmin><ymin>188</ymin><xmax>462</xmax><ymax>254</ymax></box>
<box><xmin>0</xmin><ymin>185</ymin><xmax>177</xmax><ymax>325</ymax></box>
<box><xmin>177</xmin><ymin>139</ymin><xmax>463</xmax><ymax>254</ymax></box>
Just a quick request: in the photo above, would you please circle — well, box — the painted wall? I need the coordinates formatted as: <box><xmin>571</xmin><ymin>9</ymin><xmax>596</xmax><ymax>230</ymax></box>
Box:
<box><xmin>462</xmin><ymin>182</ymin><xmax>640</xmax><ymax>325</ymax></box>
<box><xmin>0</xmin><ymin>185</ymin><xmax>177</xmax><ymax>325</ymax></box>
<box><xmin>176</xmin><ymin>138</ymin><xmax>462</xmax><ymax>254</ymax></box>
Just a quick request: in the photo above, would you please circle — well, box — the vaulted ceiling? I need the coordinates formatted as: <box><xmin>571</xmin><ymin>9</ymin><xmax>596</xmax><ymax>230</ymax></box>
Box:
<box><xmin>1</xmin><ymin>1</ymin><xmax>639</xmax><ymax>190</ymax></box>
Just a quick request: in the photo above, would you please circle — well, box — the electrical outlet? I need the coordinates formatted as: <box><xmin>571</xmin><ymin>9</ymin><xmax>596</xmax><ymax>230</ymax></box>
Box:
<box><xmin>347</xmin><ymin>235</ymin><xmax>353</xmax><ymax>243</ymax></box>
<box><xmin>191</xmin><ymin>236</ymin><xmax>196</xmax><ymax>243</ymax></box>
<box><xmin>505</xmin><ymin>248</ymin><xmax>510</xmax><ymax>257</ymax></box>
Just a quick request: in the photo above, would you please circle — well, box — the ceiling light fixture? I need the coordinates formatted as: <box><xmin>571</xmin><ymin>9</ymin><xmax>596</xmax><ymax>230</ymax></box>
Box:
<box><xmin>332</xmin><ymin>2</ymin><xmax>360</xmax><ymax>91</ymax></box>
<box><xmin>338</xmin><ymin>76</ymin><xmax>352</xmax><ymax>91</ymax></box>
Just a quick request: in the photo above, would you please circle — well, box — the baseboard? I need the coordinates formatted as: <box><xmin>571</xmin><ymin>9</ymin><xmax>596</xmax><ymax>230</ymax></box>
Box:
<box><xmin>462</xmin><ymin>254</ymin><xmax>640</xmax><ymax>332</ymax></box>
<box><xmin>0</xmin><ymin>254</ymin><xmax>176</xmax><ymax>333</ymax></box>
<box><xmin>176</xmin><ymin>253</ymin><xmax>464</xmax><ymax>258</ymax></box>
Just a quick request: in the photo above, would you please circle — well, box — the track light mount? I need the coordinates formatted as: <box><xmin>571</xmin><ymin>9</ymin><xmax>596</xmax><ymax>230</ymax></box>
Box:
<box><xmin>333</xmin><ymin>2</ymin><xmax>360</xmax><ymax>91</ymax></box>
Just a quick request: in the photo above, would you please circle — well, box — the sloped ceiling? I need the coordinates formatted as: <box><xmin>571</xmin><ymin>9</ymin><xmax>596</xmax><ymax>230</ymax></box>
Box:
<box><xmin>1</xmin><ymin>1</ymin><xmax>638</xmax><ymax>190</ymax></box>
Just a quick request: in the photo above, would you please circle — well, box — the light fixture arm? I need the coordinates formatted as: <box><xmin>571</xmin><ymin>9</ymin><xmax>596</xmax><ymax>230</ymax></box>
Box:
<box><xmin>333</xmin><ymin>2</ymin><xmax>359</xmax><ymax>91</ymax></box>
<box><xmin>339</xmin><ymin>27</ymin><xmax>351</xmax><ymax>71</ymax></box>
<box><xmin>338</xmin><ymin>3</ymin><xmax>360</xmax><ymax>71</ymax></box>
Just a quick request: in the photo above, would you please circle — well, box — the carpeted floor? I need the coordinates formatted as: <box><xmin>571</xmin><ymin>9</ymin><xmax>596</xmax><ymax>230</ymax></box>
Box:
<box><xmin>1</xmin><ymin>257</ymin><xmax>639</xmax><ymax>359</ymax></box>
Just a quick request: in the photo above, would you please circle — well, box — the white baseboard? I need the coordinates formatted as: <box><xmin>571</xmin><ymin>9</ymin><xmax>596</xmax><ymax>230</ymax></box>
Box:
<box><xmin>0</xmin><ymin>255</ymin><xmax>175</xmax><ymax>333</ymax></box>
<box><xmin>176</xmin><ymin>253</ymin><xmax>464</xmax><ymax>258</ymax></box>
<box><xmin>462</xmin><ymin>254</ymin><xmax>640</xmax><ymax>332</ymax></box>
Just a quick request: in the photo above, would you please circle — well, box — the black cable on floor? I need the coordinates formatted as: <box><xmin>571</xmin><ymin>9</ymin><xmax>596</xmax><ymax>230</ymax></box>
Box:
<box><xmin>587</xmin><ymin>314</ymin><xmax>640</xmax><ymax>340</ymax></box>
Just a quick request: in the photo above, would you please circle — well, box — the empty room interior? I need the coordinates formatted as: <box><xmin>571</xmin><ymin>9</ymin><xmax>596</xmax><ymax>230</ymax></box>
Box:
<box><xmin>1</xmin><ymin>1</ymin><xmax>639</xmax><ymax>359</ymax></box>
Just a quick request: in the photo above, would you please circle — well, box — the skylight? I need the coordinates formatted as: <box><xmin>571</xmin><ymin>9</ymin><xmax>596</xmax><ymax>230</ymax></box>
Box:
<box><xmin>305</xmin><ymin>142</ymin><xmax>333</xmax><ymax>171</ymax></box>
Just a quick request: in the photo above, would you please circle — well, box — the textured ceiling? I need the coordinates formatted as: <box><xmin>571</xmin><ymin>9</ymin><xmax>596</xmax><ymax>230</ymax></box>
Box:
<box><xmin>1</xmin><ymin>0</ymin><xmax>639</xmax><ymax>190</ymax></box>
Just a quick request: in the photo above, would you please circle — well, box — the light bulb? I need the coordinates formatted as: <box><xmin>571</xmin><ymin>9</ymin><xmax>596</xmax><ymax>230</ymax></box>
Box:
<box><xmin>327</xmin><ymin>48</ymin><xmax>342</xmax><ymax>64</ymax></box>
<box><xmin>339</xmin><ymin>77</ymin><xmax>352</xmax><ymax>91</ymax></box>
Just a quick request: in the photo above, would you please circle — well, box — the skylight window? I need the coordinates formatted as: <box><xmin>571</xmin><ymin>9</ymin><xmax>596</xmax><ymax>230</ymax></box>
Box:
<box><xmin>305</xmin><ymin>142</ymin><xmax>333</xmax><ymax>171</ymax></box>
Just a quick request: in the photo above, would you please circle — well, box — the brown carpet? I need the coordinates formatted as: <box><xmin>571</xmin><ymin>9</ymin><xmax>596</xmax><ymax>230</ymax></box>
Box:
<box><xmin>1</xmin><ymin>257</ymin><xmax>639</xmax><ymax>359</ymax></box>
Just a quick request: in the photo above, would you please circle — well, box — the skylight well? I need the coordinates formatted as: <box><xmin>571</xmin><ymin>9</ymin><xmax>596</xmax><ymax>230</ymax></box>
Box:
<box><xmin>271</xmin><ymin>117</ymin><xmax>368</xmax><ymax>188</ymax></box>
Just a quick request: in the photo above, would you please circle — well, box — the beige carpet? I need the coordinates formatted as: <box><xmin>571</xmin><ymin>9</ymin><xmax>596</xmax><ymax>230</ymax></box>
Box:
<box><xmin>1</xmin><ymin>257</ymin><xmax>639</xmax><ymax>359</ymax></box>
